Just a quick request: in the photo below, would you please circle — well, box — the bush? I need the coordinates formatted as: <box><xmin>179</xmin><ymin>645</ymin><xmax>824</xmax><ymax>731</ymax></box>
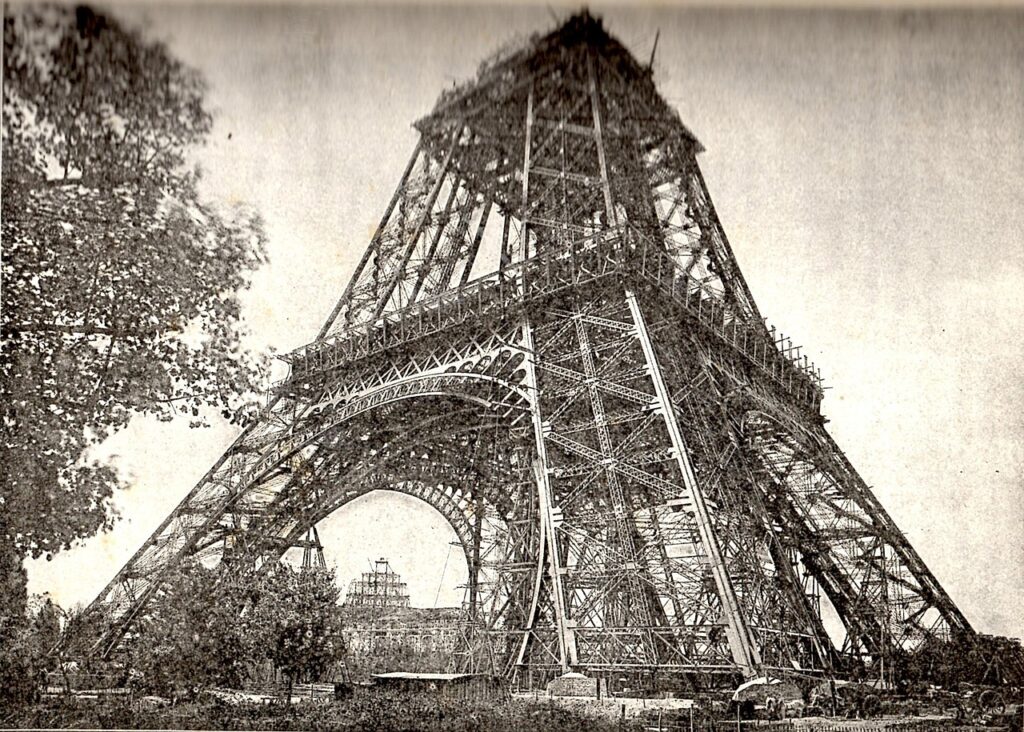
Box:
<box><xmin>3</xmin><ymin>688</ymin><xmax>646</xmax><ymax>731</ymax></box>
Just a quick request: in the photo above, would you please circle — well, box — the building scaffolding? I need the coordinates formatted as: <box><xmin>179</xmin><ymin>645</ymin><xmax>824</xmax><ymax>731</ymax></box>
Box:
<box><xmin>344</xmin><ymin>558</ymin><xmax>411</xmax><ymax>609</ymax></box>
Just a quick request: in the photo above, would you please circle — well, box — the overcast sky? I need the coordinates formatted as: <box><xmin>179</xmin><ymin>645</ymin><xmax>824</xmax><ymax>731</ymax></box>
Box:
<box><xmin>25</xmin><ymin>3</ymin><xmax>1024</xmax><ymax>640</ymax></box>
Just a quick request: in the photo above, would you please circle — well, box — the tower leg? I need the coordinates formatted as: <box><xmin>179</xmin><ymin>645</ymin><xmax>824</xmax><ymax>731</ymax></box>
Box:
<box><xmin>516</xmin><ymin>316</ymin><xmax>577</xmax><ymax>673</ymax></box>
<box><xmin>625</xmin><ymin>289</ymin><xmax>761</xmax><ymax>677</ymax></box>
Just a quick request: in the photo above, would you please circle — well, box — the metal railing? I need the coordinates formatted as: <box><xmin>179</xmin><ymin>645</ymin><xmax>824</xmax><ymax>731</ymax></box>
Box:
<box><xmin>280</xmin><ymin>228</ymin><xmax>822</xmax><ymax>410</ymax></box>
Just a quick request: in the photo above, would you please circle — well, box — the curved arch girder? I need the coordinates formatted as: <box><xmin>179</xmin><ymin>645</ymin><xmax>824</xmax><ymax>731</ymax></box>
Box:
<box><xmin>77</xmin><ymin>372</ymin><xmax>528</xmax><ymax>658</ymax></box>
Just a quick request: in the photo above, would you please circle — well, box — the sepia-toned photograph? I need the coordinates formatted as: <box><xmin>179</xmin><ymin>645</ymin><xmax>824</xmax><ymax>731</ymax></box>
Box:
<box><xmin>2</xmin><ymin>2</ymin><xmax>1022</xmax><ymax>730</ymax></box>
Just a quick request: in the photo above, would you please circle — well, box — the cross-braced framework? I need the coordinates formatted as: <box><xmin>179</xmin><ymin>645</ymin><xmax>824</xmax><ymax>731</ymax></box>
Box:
<box><xmin>63</xmin><ymin>13</ymin><xmax>973</xmax><ymax>688</ymax></box>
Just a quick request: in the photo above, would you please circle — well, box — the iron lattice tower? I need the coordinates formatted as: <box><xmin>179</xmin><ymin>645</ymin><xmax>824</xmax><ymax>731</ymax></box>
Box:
<box><xmin>66</xmin><ymin>13</ymin><xmax>972</xmax><ymax>686</ymax></box>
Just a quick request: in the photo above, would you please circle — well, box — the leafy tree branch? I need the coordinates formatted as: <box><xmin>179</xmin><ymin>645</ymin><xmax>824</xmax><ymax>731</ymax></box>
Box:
<box><xmin>2</xmin><ymin>6</ymin><xmax>269</xmax><ymax>577</ymax></box>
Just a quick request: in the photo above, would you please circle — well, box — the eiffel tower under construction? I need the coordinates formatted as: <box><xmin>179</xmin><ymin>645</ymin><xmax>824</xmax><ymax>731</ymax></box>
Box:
<box><xmin>66</xmin><ymin>12</ymin><xmax>976</xmax><ymax>688</ymax></box>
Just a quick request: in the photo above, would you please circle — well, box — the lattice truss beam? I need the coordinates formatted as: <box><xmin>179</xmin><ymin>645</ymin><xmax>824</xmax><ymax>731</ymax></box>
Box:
<box><xmin>63</xmin><ymin>13</ymin><xmax>973</xmax><ymax>685</ymax></box>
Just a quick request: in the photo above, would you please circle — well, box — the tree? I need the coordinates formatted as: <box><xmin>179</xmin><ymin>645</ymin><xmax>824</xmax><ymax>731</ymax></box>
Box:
<box><xmin>1</xmin><ymin>4</ymin><xmax>267</xmax><ymax>604</ymax></box>
<box><xmin>894</xmin><ymin>633</ymin><xmax>1024</xmax><ymax>689</ymax></box>
<box><xmin>0</xmin><ymin>595</ymin><xmax>64</xmax><ymax>711</ymax></box>
<box><xmin>128</xmin><ymin>560</ymin><xmax>345</xmax><ymax>699</ymax></box>
<box><xmin>26</xmin><ymin>596</ymin><xmax>62</xmax><ymax>668</ymax></box>
<box><xmin>128</xmin><ymin>560</ymin><xmax>255</xmax><ymax>699</ymax></box>
<box><xmin>251</xmin><ymin>564</ymin><xmax>346</xmax><ymax>699</ymax></box>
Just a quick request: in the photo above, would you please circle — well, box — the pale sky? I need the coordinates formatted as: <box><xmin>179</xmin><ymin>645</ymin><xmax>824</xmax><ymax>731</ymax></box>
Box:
<box><xmin>25</xmin><ymin>4</ymin><xmax>1024</xmax><ymax>640</ymax></box>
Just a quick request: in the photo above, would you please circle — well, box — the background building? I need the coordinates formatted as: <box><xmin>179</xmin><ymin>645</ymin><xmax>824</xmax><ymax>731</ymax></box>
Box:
<box><xmin>343</xmin><ymin>558</ymin><xmax>410</xmax><ymax>609</ymax></box>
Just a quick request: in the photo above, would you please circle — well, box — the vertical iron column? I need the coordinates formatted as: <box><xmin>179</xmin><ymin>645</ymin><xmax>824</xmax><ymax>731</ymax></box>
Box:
<box><xmin>515</xmin><ymin>316</ymin><xmax>577</xmax><ymax>673</ymax></box>
<box><xmin>518</xmin><ymin>83</ymin><xmax>535</xmax><ymax>261</ymax></box>
<box><xmin>587</xmin><ymin>51</ymin><xmax>618</xmax><ymax>229</ymax></box>
<box><xmin>625</xmin><ymin>289</ymin><xmax>762</xmax><ymax>677</ymax></box>
<box><xmin>468</xmin><ymin>488</ymin><xmax>482</xmax><ymax>622</ymax></box>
